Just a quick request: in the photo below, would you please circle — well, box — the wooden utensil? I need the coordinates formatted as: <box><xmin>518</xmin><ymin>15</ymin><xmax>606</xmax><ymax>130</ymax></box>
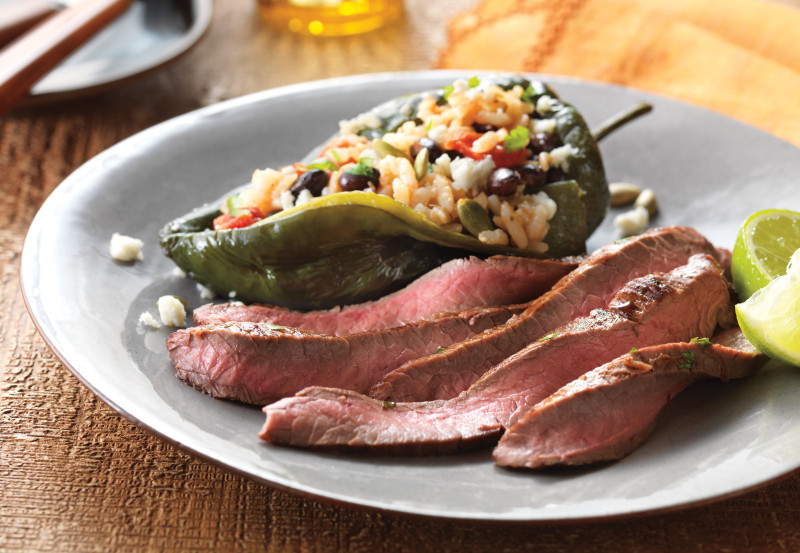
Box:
<box><xmin>0</xmin><ymin>0</ymin><xmax>133</xmax><ymax>117</ymax></box>
<box><xmin>0</xmin><ymin>1</ymin><xmax>85</xmax><ymax>48</ymax></box>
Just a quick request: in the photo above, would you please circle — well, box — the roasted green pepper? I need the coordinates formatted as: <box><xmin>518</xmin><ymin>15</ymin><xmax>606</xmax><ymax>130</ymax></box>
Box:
<box><xmin>159</xmin><ymin>184</ymin><xmax>585</xmax><ymax>309</ymax></box>
<box><xmin>159</xmin><ymin>75</ymin><xmax>606</xmax><ymax>309</ymax></box>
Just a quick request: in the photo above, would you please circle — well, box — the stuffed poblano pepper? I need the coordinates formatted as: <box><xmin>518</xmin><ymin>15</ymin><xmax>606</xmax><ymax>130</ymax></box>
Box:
<box><xmin>160</xmin><ymin>74</ymin><xmax>609</xmax><ymax>309</ymax></box>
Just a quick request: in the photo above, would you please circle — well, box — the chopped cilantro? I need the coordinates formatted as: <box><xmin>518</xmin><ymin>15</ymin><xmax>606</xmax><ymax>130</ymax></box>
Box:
<box><xmin>538</xmin><ymin>331</ymin><xmax>558</xmax><ymax>342</ymax></box>
<box><xmin>264</xmin><ymin>323</ymin><xmax>287</xmax><ymax>331</ymax></box>
<box><xmin>629</xmin><ymin>347</ymin><xmax>638</xmax><ymax>354</ymax></box>
<box><xmin>442</xmin><ymin>85</ymin><xmax>454</xmax><ymax>101</ymax></box>
<box><xmin>632</xmin><ymin>326</ymin><xmax>639</xmax><ymax>337</ymax></box>
<box><xmin>443</xmin><ymin>77</ymin><xmax>479</xmax><ymax>102</ymax></box>
<box><xmin>504</xmin><ymin>126</ymin><xmax>530</xmax><ymax>152</ymax></box>
<box><xmin>346</xmin><ymin>158</ymin><xmax>375</xmax><ymax>176</ymax></box>
<box><xmin>382</xmin><ymin>400</ymin><xmax>396</xmax><ymax>409</ymax></box>
<box><xmin>690</xmin><ymin>337</ymin><xmax>712</xmax><ymax>349</ymax></box>
<box><xmin>521</xmin><ymin>84</ymin><xmax>537</xmax><ymax>104</ymax></box>
<box><xmin>435</xmin><ymin>346</ymin><xmax>447</xmax><ymax>354</ymax></box>
<box><xmin>678</xmin><ymin>351</ymin><xmax>695</xmax><ymax>369</ymax></box>
<box><xmin>307</xmin><ymin>159</ymin><xmax>338</xmax><ymax>172</ymax></box>
<box><xmin>226</xmin><ymin>196</ymin><xmax>247</xmax><ymax>217</ymax></box>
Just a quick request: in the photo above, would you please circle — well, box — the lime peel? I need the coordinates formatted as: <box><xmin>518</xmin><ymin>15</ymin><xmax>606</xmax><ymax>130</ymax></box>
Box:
<box><xmin>732</xmin><ymin>209</ymin><xmax>800</xmax><ymax>301</ymax></box>
<box><xmin>736</xmin><ymin>249</ymin><xmax>800</xmax><ymax>367</ymax></box>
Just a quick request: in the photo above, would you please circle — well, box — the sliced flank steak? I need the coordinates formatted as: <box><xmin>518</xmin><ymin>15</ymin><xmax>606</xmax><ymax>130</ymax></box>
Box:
<box><xmin>192</xmin><ymin>255</ymin><xmax>578</xmax><ymax>335</ymax></box>
<box><xmin>166</xmin><ymin>303</ymin><xmax>524</xmax><ymax>405</ymax></box>
<box><xmin>260</xmin><ymin>254</ymin><xmax>735</xmax><ymax>455</ymax></box>
<box><xmin>369</xmin><ymin>226</ymin><xmax>726</xmax><ymax>403</ymax></box>
<box><xmin>492</xmin><ymin>327</ymin><xmax>766</xmax><ymax>469</ymax></box>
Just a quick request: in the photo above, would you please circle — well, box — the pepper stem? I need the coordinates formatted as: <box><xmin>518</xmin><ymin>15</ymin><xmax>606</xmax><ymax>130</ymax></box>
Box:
<box><xmin>592</xmin><ymin>102</ymin><xmax>653</xmax><ymax>142</ymax></box>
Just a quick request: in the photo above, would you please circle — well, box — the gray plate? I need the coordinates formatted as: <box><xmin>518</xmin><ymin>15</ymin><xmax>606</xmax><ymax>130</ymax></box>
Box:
<box><xmin>0</xmin><ymin>0</ymin><xmax>211</xmax><ymax>101</ymax></box>
<box><xmin>19</xmin><ymin>71</ymin><xmax>800</xmax><ymax>522</ymax></box>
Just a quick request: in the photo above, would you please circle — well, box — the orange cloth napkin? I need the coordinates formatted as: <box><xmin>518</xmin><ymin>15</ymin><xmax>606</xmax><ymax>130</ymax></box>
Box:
<box><xmin>437</xmin><ymin>0</ymin><xmax>800</xmax><ymax>148</ymax></box>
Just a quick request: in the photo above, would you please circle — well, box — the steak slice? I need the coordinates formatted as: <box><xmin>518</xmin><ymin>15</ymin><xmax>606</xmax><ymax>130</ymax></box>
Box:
<box><xmin>192</xmin><ymin>255</ymin><xmax>577</xmax><ymax>335</ymax></box>
<box><xmin>260</xmin><ymin>254</ymin><xmax>735</xmax><ymax>455</ymax></box>
<box><xmin>369</xmin><ymin>226</ymin><xmax>725</xmax><ymax>402</ymax></box>
<box><xmin>492</xmin><ymin>327</ymin><xmax>766</xmax><ymax>469</ymax></box>
<box><xmin>167</xmin><ymin>303</ymin><xmax>524</xmax><ymax>405</ymax></box>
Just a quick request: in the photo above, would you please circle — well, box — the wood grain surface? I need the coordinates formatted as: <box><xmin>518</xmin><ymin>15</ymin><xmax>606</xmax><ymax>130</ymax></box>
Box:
<box><xmin>3</xmin><ymin>1</ymin><xmax>800</xmax><ymax>551</ymax></box>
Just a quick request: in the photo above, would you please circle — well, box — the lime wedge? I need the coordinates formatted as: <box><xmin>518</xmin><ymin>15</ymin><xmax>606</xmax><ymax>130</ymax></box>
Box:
<box><xmin>735</xmin><ymin>249</ymin><xmax>800</xmax><ymax>367</ymax></box>
<box><xmin>731</xmin><ymin>209</ymin><xmax>800</xmax><ymax>301</ymax></box>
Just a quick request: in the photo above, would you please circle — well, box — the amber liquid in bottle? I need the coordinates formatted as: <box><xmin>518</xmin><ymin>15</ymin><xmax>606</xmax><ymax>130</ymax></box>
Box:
<box><xmin>257</xmin><ymin>0</ymin><xmax>402</xmax><ymax>36</ymax></box>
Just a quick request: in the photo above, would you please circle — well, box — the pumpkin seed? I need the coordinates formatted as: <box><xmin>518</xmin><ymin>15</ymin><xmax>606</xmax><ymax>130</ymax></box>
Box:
<box><xmin>373</xmin><ymin>139</ymin><xmax>407</xmax><ymax>159</ymax></box>
<box><xmin>634</xmin><ymin>188</ymin><xmax>658</xmax><ymax>217</ymax></box>
<box><xmin>609</xmin><ymin>182</ymin><xmax>641</xmax><ymax>207</ymax></box>
<box><xmin>457</xmin><ymin>198</ymin><xmax>494</xmax><ymax>237</ymax></box>
<box><xmin>413</xmin><ymin>148</ymin><xmax>429</xmax><ymax>180</ymax></box>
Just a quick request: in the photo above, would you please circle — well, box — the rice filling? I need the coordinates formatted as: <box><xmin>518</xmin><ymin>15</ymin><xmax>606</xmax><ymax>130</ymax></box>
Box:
<box><xmin>219</xmin><ymin>77</ymin><xmax>577</xmax><ymax>253</ymax></box>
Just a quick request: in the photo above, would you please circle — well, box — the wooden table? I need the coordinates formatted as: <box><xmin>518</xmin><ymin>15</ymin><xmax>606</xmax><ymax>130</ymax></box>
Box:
<box><xmin>2</xmin><ymin>1</ymin><xmax>800</xmax><ymax>551</ymax></box>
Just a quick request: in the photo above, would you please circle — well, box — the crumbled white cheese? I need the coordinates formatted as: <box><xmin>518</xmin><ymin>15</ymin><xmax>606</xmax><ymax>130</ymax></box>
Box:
<box><xmin>427</xmin><ymin>124</ymin><xmax>448</xmax><ymax>146</ymax></box>
<box><xmin>465</xmin><ymin>88</ymin><xmax>482</xmax><ymax>100</ymax></box>
<box><xmin>196</xmin><ymin>283</ymin><xmax>215</xmax><ymax>300</ymax></box>
<box><xmin>450</xmin><ymin>156</ymin><xmax>495</xmax><ymax>195</ymax></box>
<box><xmin>157</xmin><ymin>295</ymin><xmax>186</xmax><ymax>327</ymax></box>
<box><xmin>338</xmin><ymin>111</ymin><xmax>383</xmax><ymax>135</ymax></box>
<box><xmin>452</xmin><ymin>79</ymin><xmax>469</xmax><ymax>94</ymax></box>
<box><xmin>614</xmin><ymin>206</ymin><xmax>650</xmax><ymax>237</ymax></box>
<box><xmin>295</xmin><ymin>188</ymin><xmax>314</xmax><ymax>206</ymax></box>
<box><xmin>432</xmin><ymin>153</ymin><xmax>452</xmax><ymax>177</ymax></box>
<box><xmin>228</xmin><ymin>291</ymin><xmax>237</xmax><ymax>299</ymax></box>
<box><xmin>535</xmin><ymin>95</ymin><xmax>553</xmax><ymax>116</ymax></box>
<box><xmin>109</xmin><ymin>233</ymin><xmax>143</xmax><ymax>262</ymax></box>
<box><xmin>280</xmin><ymin>190</ymin><xmax>295</xmax><ymax>211</ymax></box>
<box><xmin>547</xmin><ymin>144</ymin><xmax>579</xmax><ymax>171</ymax></box>
<box><xmin>532</xmin><ymin>118</ymin><xmax>557</xmax><ymax>134</ymax></box>
<box><xmin>138</xmin><ymin>311</ymin><xmax>161</xmax><ymax>329</ymax></box>
<box><xmin>171</xmin><ymin>267</ymin><xmax>187</xmax><ymax>278</ymax></box>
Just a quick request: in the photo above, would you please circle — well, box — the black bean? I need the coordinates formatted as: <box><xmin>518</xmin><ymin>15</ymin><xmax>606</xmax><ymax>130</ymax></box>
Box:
<box><xmin>516</xmin><ymin>163</ymin><xmax>548</xmax><ymax>192</ymax></box>
<box><xmin>410</xmin><ymin>137</ymin><xmax>444</xmax><ymax>162</ymax></box>
<box><xmin>290</xmin><ymin>169</ymin><xmax>329</xmax><ymax>197</ymax></box>
<box><xmin>487</xmin><ymin>167</ymin><xmax>521</xmax><ymax>197</ymax></box>
<box><xmin>340</xmin><ymin>167</ymin><xmax>380</xmax><ymax>191</ymax></box>
<box><xmin>471</xmin><ymin>122</ymin><xmax>496</xmax><ymax>133</ymax></box>
<box><xmin>546</xmin><ymin>167</ymin><xmax>569</xmax><ymax>183</ymax></box>
<box><xmin>529</xmin><ymin>132</ymin><xmax>561</xmax><ymax>154</ymax></box>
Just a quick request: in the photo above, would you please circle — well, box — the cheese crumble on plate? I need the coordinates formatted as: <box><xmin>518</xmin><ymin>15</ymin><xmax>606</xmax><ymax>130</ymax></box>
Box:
<box><xmin>109</xmin><ymin>233</ymin><xmax>144</xmax><ymax>262</ymax></box>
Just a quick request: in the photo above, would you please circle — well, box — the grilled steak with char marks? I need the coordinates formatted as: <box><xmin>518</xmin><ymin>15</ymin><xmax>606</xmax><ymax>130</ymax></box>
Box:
<box><xmin>193</xmin><ymin>256</ymin><xmax>577</xmax><ymax>335</ymax></box>
<box><xmin>260</xmin><ymin>254</ymin><xmax>735</xmax><ymax>455</ymax></box>
<box><xmin>167</xmin><ymin>303</ymin><xmax>524</xmax><ymax>405</ymax></box>
<box><xmin>370</xmin><ymin>226</ymin><xmax>726</xmax><ymax>402</ymax></box>
<box><xmin>493</xmin><ymin>328</ymin><xmax>766</xmax><ymax>469</ymax></box>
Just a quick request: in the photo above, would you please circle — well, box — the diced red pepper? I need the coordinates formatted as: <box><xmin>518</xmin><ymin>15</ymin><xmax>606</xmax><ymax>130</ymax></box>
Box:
<box><xmin>444</xmin><ymin>130</ymin><xmax>528</xmax><ymax>168</ymax></box>
<box><xmin>213</xmin><ymin>206</ymin><xmax>265</xmax><ymax>230</ymax></box>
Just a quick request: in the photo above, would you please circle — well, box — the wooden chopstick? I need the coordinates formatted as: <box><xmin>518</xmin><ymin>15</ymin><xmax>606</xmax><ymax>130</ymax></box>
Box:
<box><xmin>0</xmin><ymin>0</ymin><xmax>133</xmax><ymax>117</ymax></box>
<box><xmin>0</xmin><ymin>0</ymin><xmax>59</xmax><ymax>48</ymax></box>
